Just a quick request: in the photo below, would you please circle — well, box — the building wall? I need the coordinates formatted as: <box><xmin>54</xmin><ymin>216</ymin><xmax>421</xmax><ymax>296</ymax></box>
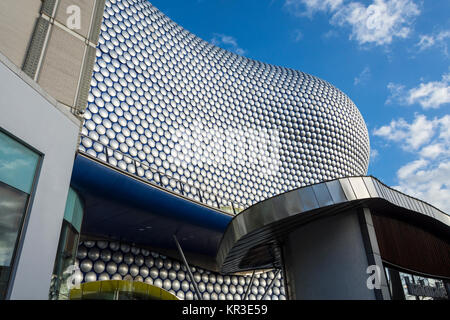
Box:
<box><xmin>79</xmin><ymin>0</ymin><xmax>371</xmax><ymax>211</ymax></box>
<box><xmin>372</xmin><ymin>213</ymin><xmax>450</xmax><ymax>279</ymax></box>
<box><xmin>283</xmin><ymin>211</ymin><xmax>378</xmax><ymax>299</ymax></box>
<box><xmin>0</xmin><ymin>0</ymin><xmax>41</xmax><ymax>67</ymax></box>
<box><xmin>0</xmin><ymin>0</ymin><xmax>105</xmax><ymax>115</ymax></box>
<box><xmin>74</xmin><ymin>239</ymin><xmax>286</xmax><ymax>300</ymax></box>
<box><xmin>0</xmin><ymin>56</ymin><xmax>80</xmax><ymax>299</ymax></box>
<box><xmin>34</xmin><ymin>0</ymin><xmax>105</xmax><ymax>112</ymax></box>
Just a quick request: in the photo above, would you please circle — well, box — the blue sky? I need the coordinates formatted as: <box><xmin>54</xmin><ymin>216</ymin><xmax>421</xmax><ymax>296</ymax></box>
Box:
<box><xmin>149</xmin><ymin>0</ymin><xmax>450</xmax><ymax>212</ymax></box>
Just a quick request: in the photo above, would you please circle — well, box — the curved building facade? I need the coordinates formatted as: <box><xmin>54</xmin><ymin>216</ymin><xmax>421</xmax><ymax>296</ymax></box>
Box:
<box><xmin>73</xmin><ymin>240</ymin><xmax>287</xmax><ymax>301</ymax></box>
<box><xmin>1</xmin><ymin>0</ymin><xmax>449</xmax><ymax>302</ymax></box>
<box><xmin>80</xmin><ymin>0</ymin><xmax>370</xmax><ymax>209</ymax></box>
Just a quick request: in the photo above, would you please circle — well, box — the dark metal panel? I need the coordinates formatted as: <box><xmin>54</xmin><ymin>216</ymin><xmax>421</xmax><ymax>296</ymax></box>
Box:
<box><xmin>312</xmin><ymin>183</ymin><xmax>334</xmax><ymax>207</ymax></box>
<box><xmin>297</xmin><ymin>186</ymin><xmax>319</xmax><ymax>212</ymax></box>
<box><xmin>325</xmin><ymin>180</ymin><xmax>347</xmax><ymax>204</ymax></box>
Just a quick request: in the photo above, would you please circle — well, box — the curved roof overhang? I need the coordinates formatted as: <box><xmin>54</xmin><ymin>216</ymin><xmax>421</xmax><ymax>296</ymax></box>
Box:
<box><xmin>71</xmin><ymin>153</ymin><xmax>232</xmax><ymax>260</ymax></box>
<box><xmin>216</xmin><ymin>176</ymin><xmax>450</xmax><ymax>274</ymax></box>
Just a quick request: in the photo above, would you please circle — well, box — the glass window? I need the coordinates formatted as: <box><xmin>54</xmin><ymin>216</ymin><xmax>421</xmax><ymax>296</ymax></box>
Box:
<box><xmin>49</xmin><ymin>221</ymin><xmax>80</xmax><ymax>300</ymax></box>
<box><xmin>0</xmin><ymin>181</ymin><xmax>29</xmax><ymax>298</ymax></box>
<box><xmin>49</xmin><ymin>188</ymin><xmax>84</xmax><ymax>300</ymax></box>
<box><xmin>0</xmin><ymin>130</ymin><xmax>40</xmax><ymax>299</ymax></box>
<box><xmin>0</xmin><ymin>182</ymin><xmax>29</xmax><ymax>267</ymax></box>
<box><xmin>63</xmin><ymin>188</ymin><xmax>84</xmax><ymax>233</ymax></box>
<box><xmin>0</xmin><ymin>131</ymin><xmax>40</xmax><ymax>194</ymax></box>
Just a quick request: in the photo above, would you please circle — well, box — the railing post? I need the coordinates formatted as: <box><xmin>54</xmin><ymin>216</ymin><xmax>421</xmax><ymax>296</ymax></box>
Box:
<box><xmin>179</xmin><ymin>181</ymin><xmax>185</xmax><ymax>195</ymax></box>
<box><xmin>243</xmin><ymin>270</ymin><xmax>256</xmax><ymax>300</ymax></box>
<box><xmin>173</xmin><ymin>235</ymin><xmax>202</xmax><ymax>301</ymax></box>
<box><xmin>155</xmin><ymin>171</ymin><xmax>160</xmax><ymax>185</ymax></box>
<box><xmin>215</xmin><ymin>195</ymin><xmax>221</xmax><ymax>209</ymax></box>
<box><xmin>231</xmin><ymin>202</ymin><xmax>236</xmax><ymax>215</ymax></box>
<box><xmin>133</xmin><ymin>158</ymin><xmax>137</xmax><ymax>175</ymax></box>
<box><xmin>105</xmin><ymin>146</ymin><xmax>110</xmax><ymax>164</ymax></box>
<box><xmin>260</xmin><ymin>269</ymin><xmax>281</xmax><ymax>300</ymax></box>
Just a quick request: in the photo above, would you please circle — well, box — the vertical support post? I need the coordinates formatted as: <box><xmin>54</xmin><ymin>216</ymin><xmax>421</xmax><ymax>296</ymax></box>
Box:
<box><xmin>260</xmin><ymin>270</ymin><xmax>281</xmax><ymax>301</ymax></box>
<box><xmin>231</xmin><ymin>202</ymin><xmax>236</xmax><ymax>215</ymax></box>
<box><xmin>243</xmin><ymin>270</ymin><xmax>256</xmax><ymax>300</ymax></box>
<box><xmin>105</xmin><ymin>145</ymin><xmax>109</xmax><ymax>164</ymax></box>
<box><xmin>179</xmin><ymin>181</ymin><xmax>185</xmax><ymax>195</ymax></box>
<box><xmin>387</xmin><ymin>268</ymin><xmax>406</xmax><ymax>300</ymax></box>
<box><xmin>215</xmin><ymin>195</ymin><xmax>221</xmax><ymax>209</ymax></box>
<box><xmin>173</xmin><ymin>235</ymin><xmax>202</xmax><ymax>301</ymax></box>
<box><xmin>155</xmin><ymin>171</ymin><xmax>160</xmax><ymax>185</ymax></box>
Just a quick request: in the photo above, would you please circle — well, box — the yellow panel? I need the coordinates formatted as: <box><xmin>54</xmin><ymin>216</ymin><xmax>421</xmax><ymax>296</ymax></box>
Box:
<box><xmin>69</xmin><ymin>280</ymin><xmax>179</xmax><ymax>300</ymax></box>
<box><xmin>82</xmin><ymin>281</ymin><xmax>101</xmax><ymax>296</ymax></box>
<box><xmin>99</xmin><ymin>280</ymin><xmax>116</xmax><ymax>293</ymax></box>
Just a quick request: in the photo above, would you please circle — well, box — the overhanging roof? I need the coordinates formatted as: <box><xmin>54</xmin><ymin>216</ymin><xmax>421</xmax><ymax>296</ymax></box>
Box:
<box><xmin>216</xmin><ymin>176</ymin><xmax>450</xmax><ymax>274</ymax></box>
<box><xmin>71</xmin><ymin>153</ymin><xmax>232</xmax><ymax>259</ymax></box>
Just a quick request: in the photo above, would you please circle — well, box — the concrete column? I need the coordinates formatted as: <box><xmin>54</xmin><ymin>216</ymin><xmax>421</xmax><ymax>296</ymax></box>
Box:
<box><xmin>387</xmin><ymin>268</ymin><xmax>406</xmax><ymax>300</ymax></box>
<box><xmin>282</xmin><ymin>210</ymin><xmax>389</xmax><ymax>299</ymax></box>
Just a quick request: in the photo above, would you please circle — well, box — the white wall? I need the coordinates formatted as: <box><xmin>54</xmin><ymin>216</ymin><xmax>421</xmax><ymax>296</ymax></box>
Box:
<box><xmin>0</xmin><ymin>55</ymin><xmax>80</xmax><ymax>299</ymax></box>
<box><xmin>283</xmin><ymin>211</ymin><xmax>377</xmax><ymax>299</ymax></box>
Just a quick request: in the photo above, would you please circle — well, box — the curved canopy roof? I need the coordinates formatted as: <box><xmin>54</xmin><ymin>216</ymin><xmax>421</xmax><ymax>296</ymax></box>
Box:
<box><xmin>216</xmin><ymin>176</ymin><xmax>450</xmax><ymax>274</ymax></box>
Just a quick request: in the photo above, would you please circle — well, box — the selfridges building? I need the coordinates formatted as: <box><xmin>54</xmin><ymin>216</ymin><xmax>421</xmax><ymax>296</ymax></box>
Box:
<box><xmin>2</xmin><ymin>0</ymin><xmax>447</xmax><ymax>301</ymax></box>
<box><xmin>80</xmin><ymin>0</ymin><xmax>370</xmax><ymax>208</ymax></box>
<box><xmin>72</xmin><ymin>0</ymin><xmax>370</xmax><ymax>300</ymax></box>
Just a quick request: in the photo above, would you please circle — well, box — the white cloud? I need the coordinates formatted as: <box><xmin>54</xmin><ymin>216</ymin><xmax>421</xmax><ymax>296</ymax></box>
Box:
<box><xmin>370</xmin><ymin>148</ymin><xmax>379</xmax><ymax>161</ymax></box>
<box><xmin>386</xmin><ymin>73</ymin><xmax>450</xmax><ymax>109</ymax></box>
<box><xmin>374</xmin><ymin>114</ymin><xmax>450</xmax><ymax>212</ymax></box>
<box><xmin>407</xmin><ymin>74</ymin><xmax>450</xmax><ymax>109</ymax></box>
<box><xmin>419</xmin><ymin>143</ymin><xmax>445</xmax><ymax>159</ymax></box>
<box><xmin>386</xmin><ymin>82</ymin><xmax>406</xmax><ymax>104</ymax></box>
<box><xmin>397</xmin><ymin>158</ymin><xmax>428</xmax><ymax>179</ymax></box>
<box><xmin>354</xmin><ymin>66</ymin><xmax>371</xmax><ymax>85</ymax></box>
<box><xmin>393</xmin><ymin>160</ymin><xmax>450</xmax><ymax>213</ymax></box>
<box><xmin>417</xmin><ymin>30</ymin><xmax>450</xmax><ymax>56</ymax></box>
<box><xmin>322</xmin><ymin>29</ymin><xmax>339</xmax><ymax>39</ymax></box>
<box><xmin>331</xmin><ymin>0</ymin><xmax>420</xmax><ymax>46</ymax></box>
<box><xmin>293</xmin><ymin>29</ymin><xmax>304</xmax><ymax>42</ymax></box>
<box><xmin>417</xmin><ymin>35</ymin><xmax>434</xmax><ymax>50</ymax></box>
<box><xmin>373</xmin><ymin>114</ymin><xmax>436</xmax><ymax>150</ymax></box>
<box><xmin>437</xmin><ymin>115</ymin><xmax>450</xmax><ymax>142</ymax></box>
<box><xmin>284</xmin><ymin>0</ymin><xmax>343</xmax><ymax>17</ymax></box>
<box><xmin>285</xmin><ymin>0</ymin><xmax>420</xmax><ymax>46</ymax></box>
<box><xmin>211</xmin><ymin>33</ymin><xmax>247</xmax><ymax>55</ymax></box>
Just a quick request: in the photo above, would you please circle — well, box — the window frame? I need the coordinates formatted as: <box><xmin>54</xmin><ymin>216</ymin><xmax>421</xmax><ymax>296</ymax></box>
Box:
<box><xmin>0</xmin><ymin>127</ymin><xmax>44</xmax><ymax>299</ymax></box>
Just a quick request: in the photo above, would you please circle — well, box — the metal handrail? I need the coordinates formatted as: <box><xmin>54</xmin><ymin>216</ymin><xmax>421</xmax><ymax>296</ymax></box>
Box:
<box><xmin>78</xmin><ymin>134</ymin><xmax>247</xmax><ymax>214</ymax></box>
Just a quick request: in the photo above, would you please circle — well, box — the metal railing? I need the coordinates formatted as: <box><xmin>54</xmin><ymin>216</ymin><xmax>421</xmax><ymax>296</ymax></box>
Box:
<box><xmin>78</xmin><ymin>134</ymin><xmax>247</xmax><ymax>215</ymax></box>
